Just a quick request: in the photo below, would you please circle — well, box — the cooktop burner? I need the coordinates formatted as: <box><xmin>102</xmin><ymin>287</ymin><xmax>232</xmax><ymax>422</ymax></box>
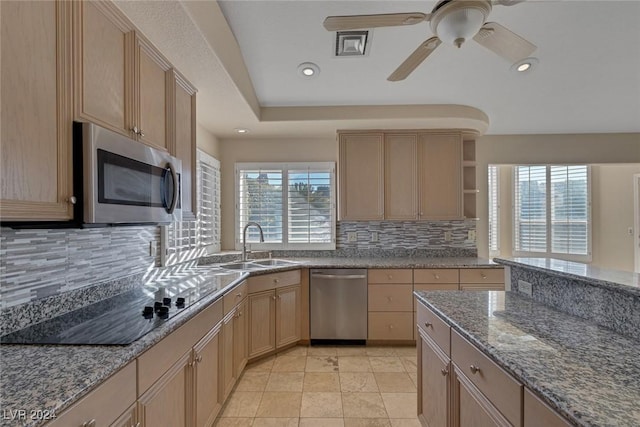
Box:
<box><xmin>1</xmin><ymin>268</ymin><xmax>243</xmax><ymax>345</ymax></box>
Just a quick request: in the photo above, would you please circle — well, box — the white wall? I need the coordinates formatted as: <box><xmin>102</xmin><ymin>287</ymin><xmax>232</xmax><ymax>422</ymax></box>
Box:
<box><xmin>219</xmin><ymin>137</ymin><xmax>336</xmax><ymax>249</ymax></box>
<box><xmin>196</xmin><ymin>123</ymin><xmax>221</xmax><ymax>159</ymax></box>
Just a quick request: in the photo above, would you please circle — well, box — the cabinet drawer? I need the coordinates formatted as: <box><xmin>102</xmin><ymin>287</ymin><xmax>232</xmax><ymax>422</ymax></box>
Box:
<box><xmin>413</xmin><ymin>268</ymin><xmax>459</xmax><ymax>284</ymax></box>
<box><xmin>452</xmin><ymin>330</ymin><xmax>522</xmax><ymax>426</ymax></box>
<box><xmin>524</xmin><ymin>388</ymin><xmax>571</xmax><ymax>427</ymax></box>
<box><xmin>48</xmin><ymin>362</ymin><xmax>136</xmax><ymax>427</ymax></box>
<box><xmin>248</xmin><ymin>269</ymin><xmax>301</xmax><ymax>294</ymax></box>
<box><xmin>459</xmin><ymin>268</ymin><xmax>504</xmax><ymax>284</ymax></box>
<box><xmin>368</xmin><ymin>284</ymin><xmax>413</xmax><ymax>312</ymax></box>
<box><xmin>224</xmin><ymin>280</ymin><xmax>247</xmax><ymax>315</ymax></box>
<box><xmin>413</xmin><ymin>283</ymin><xmax>459</xmax><ymax>311</ymax></box>
<box><xmin>416</xmin><ymin>301</ymin><xmax>451</xmax><ymax>354</ymax></box>
<box><xmin>368</xmin><ymin>269</ymin><xmax>412</xmax><ymax>284</ymax></box>
<box><xmin>138</xmin><ymin>298</ymin><xmax>223</xmax><ymax>394</ymax></box>
<box><xmin>368</xmin><ymin>312</ymin><xmax>414</xmax><ymax>340</ymax></box>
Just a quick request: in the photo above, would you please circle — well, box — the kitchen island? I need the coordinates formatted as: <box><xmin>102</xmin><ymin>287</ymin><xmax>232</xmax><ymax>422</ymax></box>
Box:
<box><xmin>414</xmin><ymin>289</ymin><xmax>640</xmax><ymax>427</ymax></box>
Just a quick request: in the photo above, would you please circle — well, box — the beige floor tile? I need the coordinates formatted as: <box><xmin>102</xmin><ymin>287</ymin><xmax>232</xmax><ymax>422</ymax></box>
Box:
<box><xmin>399</xmin><ymin>356</ymin><xmax>417</xmax><ymax>373</ymax></box>
<box><xmin>252</xmin><ymin>418</ymin><xmax>299</xmax><ymax>427</ymax></box>
<box><xmin>343</xmin><ymin>418</ymin><xmax>391</xmax><ymax>427</ymax></box>
<box><xmin>338</xmin><ymin>356</ymin><xmax>372</xmax><ymax>372</ymax></box>
<box><xmin>266</xmin><ymin>372</ymin><xmax>305</xmax><ymax>392</ymax></box>
<box><xmin>374</xmin><ymin>373</ymin><xmax>416</xmax><ymax>393</ymax></box>
<box><xmin>236</xmin><ymin>371</ymin><xmax>270</xmax><ymax>392</ymax></box>
<box><xmin>214</xmin><ymin>418</ymin><xmax>254</xmax><ymax>426</ymax></box>
<box><xmin>342</xmin><ymin>393</ymin><xmax>388</xmax><ymax>418</ymax></box>
<box><xmin>369</xmin><ymin>357</ymin><xmax>406</xmax><ymax>373</ymax></box>
<box><xmin>277</xmin><ymin>345</ymin><xmax>309</xmax><ymax>357</ymax></box>
<box><xmin>407</xmin><ymin>372</ymin><xmax>418</xmax><ymax>388</ymax></box>
<box><xmin>392</xmin><ymin>346</ymin><xmax>417</xmax><ymax>357</ymax></box>
<box><xmin>247</xmin><ymin>356</ymin><xmax>276</xmax><ymax>372</ymax></box>
<box><xmin>299</xmin><ymin>418</ymin><xmax>345</xmax><ymax>427</ymax></box>
<box><xmin>308</xmin><ymin>346</ymin><xmax>339</xmax><ymax>356</ymax></box>
<box><xmin>390</xmin><ymin>419</ymin><xmax>422</xmax><ymax>427</ymax></box>
<box><xmin>220</xmin><ymin>391</ymin><xmax>263</xmax><ymax>417</ymax></box>
<box><xmin>303</xmin><ymin>372</ymin><xmax>341</xmax><ymax>392</ymax></box>
<box><xmin>381</xmin><ymin>393</ymin><xmax>417</xmax><ymax>419</ymax></box>
<box><xmin>256</xmin><ymin>392</ymin><xmax>302</xmax><ymax>418</ymax></box>
<box><xmin>339</xmin><ymin>372</ymin><xmax>379</xmax><ymax>392</ymax></box>
<box><xmin>272</xmin><ymin>356</ymin><xmax>307</xmax><ymax>372</ymax></box>
<box><xmin>337</xmin><ymin>346</ymin><xmax>367</xmax><ymax>356</ymax></box>
<box><xmin>301</xmin><ymin>392</ymin><xmax>344</xmax><ymax>418</ymax></box>
<box><xmin>305</xmin><ymin>355</ymin><xmax>339</xmax><ymax>372</ymax></box>
<box><xmin>365</xmin><ymin>346</ymin><xmax>397</xmax><ymax>357</ymax></box>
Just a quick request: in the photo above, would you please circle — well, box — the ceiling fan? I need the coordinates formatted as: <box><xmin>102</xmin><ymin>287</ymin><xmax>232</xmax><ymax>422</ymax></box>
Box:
<box><xmin>323</xmin><ymin>0</ymin><xmax>536</xmax><ymax>81</ymax></box>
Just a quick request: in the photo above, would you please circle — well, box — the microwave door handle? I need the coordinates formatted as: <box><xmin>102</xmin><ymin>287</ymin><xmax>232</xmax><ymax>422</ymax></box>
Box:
<box><xmin>166</xmin><ymin>162</ymin><xmax>179</xmax><ymax>214</ymax></box>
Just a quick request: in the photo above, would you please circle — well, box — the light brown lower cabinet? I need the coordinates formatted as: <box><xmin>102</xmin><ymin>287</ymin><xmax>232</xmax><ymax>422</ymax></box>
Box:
<box><xmin>233</xmin><ymin>298</ymin><xmax>249</xmax><ymax>376</ymax></box>
<box><xmin>111</xmin><ymin>403</ymin><xmax>137</xmax><ymax>427</ymax></box>
<box><xmin>523</xmin><ymin>388</ymin><xmax>571</xmax><ymax>427</ymax></box>
<box><xmin>193</xmin><ymin>323</ymin><xmax>223</xmax><ymax>427</ymax></box>
<box><xmin>221</xmin><ymin>310</ymin><xmax>236</xmax><ymax>400</ymax></box>
<box><xmin>417</xmin><ymin>328</ymin><xmax>450</xmax><ymax>427</ymax></box>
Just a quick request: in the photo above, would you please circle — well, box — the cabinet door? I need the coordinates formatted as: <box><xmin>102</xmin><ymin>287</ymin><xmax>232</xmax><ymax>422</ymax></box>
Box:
<box><xmin>135</xmin><ymin>33</ymin><xmax>171</xmax><ymax>150</ymax></box>
<box><xmin>417</xmin><ymin>133</ymin><xmax>463</xmax><ymax>220</ymax></box>
<box><xmin>138</xmin><ymin>352</ymin><xmax>190</xmax><ymax>427</ymax></box>
<box><xmin>452</xmin><ymin>366</ymin><xmax>511</xmax><ymax>427</ymax></box>
<box><xmin>193</xmin><ymin>324</ymin><xmax>223</xmax><ymax>427</ymax></box>
<box><xmin>384</xmin><ymin>133</ymin><xmax>418</xmax><ymax>220</ymax></box>
<box><xmin>248</xmin><ymin>291</ymin><xmax>276</xmax><ymax>359</ymax></box>
<box><xmin>221</xmin><ymin>311</ymin><xmax>236</xmax><ymax>400</ymax></box>
<box><xmin>338</xmin><ymin>133</ymin><xmax>384</xmax><ymax>220</ymax></box>
<box><xmin>276</xmin><ymin>285</ymin><xmax>301</xmax><ymax>348</ymax></box>
<box><xmin>418</xmin><ymin>330</ymin><xmax>450</xmax><ymax>427</ymax></box>
<box><xmin>74</xmin><ymin>0</ymin><xmax>132</xmax><ymax>137</ymax></box>
<box><xmin>233</xmin><ymin>298</ymin><xmax>249</xmax><ymax>376</ymax></box>
<box><xmin>0</xmin><ymin>0</ymin><xmax>74</xmax><ymax>221</ymax></box>
<box><xmin>172</xmin><ymin>71</ymin><xmax>197</xmax><ymax>220</ymax></box>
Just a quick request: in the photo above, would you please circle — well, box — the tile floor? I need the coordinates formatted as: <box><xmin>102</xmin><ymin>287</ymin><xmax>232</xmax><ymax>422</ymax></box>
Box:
<box><xmin>215</xmin><ymin>345</ymin><xmax>420</xmax><ymax>427</ymax></box>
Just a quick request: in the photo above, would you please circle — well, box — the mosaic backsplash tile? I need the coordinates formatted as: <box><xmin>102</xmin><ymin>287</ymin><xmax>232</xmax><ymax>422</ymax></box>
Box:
<box><xmin>336</xmin><ymin>220</ymin><xmax>477</xmax><ymax>250</ymax></box>
<box><xmin>0</xmin><ymin>226</ymin><xmax>160</xmax><ymax>310</ymax></box>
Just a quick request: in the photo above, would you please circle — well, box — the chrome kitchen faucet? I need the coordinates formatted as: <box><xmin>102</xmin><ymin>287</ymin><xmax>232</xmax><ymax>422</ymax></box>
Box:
<box><xmin>242</xmin><ymin>222</ymin><xmax>264</xmax><ymax>261</ymax></box>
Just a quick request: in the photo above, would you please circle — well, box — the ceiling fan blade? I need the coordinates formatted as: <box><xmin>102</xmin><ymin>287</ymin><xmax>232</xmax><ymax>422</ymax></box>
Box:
<box><xmin>387</xmin><ymin>37</ymin><xmax>442</xmax><ymax>82</ymax></box>
<box><xmin>323</xmin><ymin>12</ymin><xmax>429</xmax><ymax>31</ymax></box>
<box><xmin>492</xmin><ymin>0</ymin><xmax>526</xmax><ymax>6</ymax></box>
<box><xmin>473</xmin><ymin>22</ymin><xmax>536</xmax><ymax>63</ymax></box>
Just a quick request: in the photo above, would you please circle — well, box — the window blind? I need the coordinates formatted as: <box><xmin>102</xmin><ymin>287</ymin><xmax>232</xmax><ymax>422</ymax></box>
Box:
<box><xmin>488</xmin><ymin>165</ymin><xmax>500</xmax><ymax>255</ymax></box>
<box><xmin>514</xmin><ymin>166</ymin><xmax>547</xmax><ymax>253</ymax></box>
<box><xmin>550</xmin><ymin>165</ymin><xmax>589</xmax><ymax>255</ymax></box>
<box><xmin>288</xmin><ymin>169</ymin><xmax>333</xmax><ymax>243</ymax></box>
<box><xmin>238</xmin><ymin>169</ymin><xmax>284</xmax><ymax>243</ymax></box>
<box><xmin>197</xmin><ymin>150</ymin><xmax>221</xmax><ymax>252</ymax></box>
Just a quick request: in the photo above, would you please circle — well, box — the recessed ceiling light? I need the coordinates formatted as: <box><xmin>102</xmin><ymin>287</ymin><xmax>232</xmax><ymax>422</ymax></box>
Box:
<box><xmin>298</xmin><ymin>62</ymin><xmax>320</xmax><ymax>78</ymax></box>
<box><xmin>235</xmin><ymin>128</ymin><xmax>249</xmax><ymax>134</ymax></box>
<box><xmin>511</xmin><ymin>57</ymin><xmax>539</xmax><ymax>73</ymax></box>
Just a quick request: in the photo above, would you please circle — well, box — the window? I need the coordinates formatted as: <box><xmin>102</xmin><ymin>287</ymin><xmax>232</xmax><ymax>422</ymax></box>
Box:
<box><xmin>236</xmin><ymin>162</ymin><xmax>336</xmax><ymax>250</ymax></box>
<box><xmin>197</xmin><ymin>150</ymin><xmax>221</xmax><ymax>253</ymax></box>
<box><xmin>513</xmin><ymin>165</ymin><xmax>590</xmax><ymax>261</ymax></box>
<box><xmin>488</xmin><ymin>165</ymin><xmax>500</xmax><ymax>256</ymax></box>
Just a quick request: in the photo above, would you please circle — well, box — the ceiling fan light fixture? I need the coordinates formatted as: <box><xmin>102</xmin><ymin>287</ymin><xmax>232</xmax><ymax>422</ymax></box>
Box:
<box><xmin>431</xmin><ymin>1</ymin><xmax>491</xmax><ymax>47</ymax></box>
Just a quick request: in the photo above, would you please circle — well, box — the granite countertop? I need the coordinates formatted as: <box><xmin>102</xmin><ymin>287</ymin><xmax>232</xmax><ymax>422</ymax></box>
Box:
<box><xmin>495</xmin><ymin>257</ymin><xmax>640</xmax><ymax>296</ymax></box>
<box><xmin>0</xmin><ymin>256</ymin><xmax>497</xmax><ymax>427</ymax></box>
<box><xmin>414</xmin><ymin>290</ymin><xmax>640</xmax><ymax>427</ymax></box>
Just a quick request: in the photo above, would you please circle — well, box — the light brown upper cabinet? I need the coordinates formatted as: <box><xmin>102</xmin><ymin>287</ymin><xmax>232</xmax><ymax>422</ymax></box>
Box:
<box><xmin>0</xmin><ymin>1</ymin><xmax>75</xmax><ymax>221</ymax></box>
<box><xmin>339</xmin><ymin>133</ymin><xmax>385</xmax><ymax>220</ymax></box>
<box><xmin>417</xmin><ymin>132</ymin><xmax>463</xmax><ymax>220</ymax></box>
<box><xmin>171</xmin><ymin>71</ymin><xmax>198</xmax><ymax>219</ymax></box>
<box><xmin>339</xmin><ymin>130</ymin><xmax>470</xmax><ymax>221</ymax></box>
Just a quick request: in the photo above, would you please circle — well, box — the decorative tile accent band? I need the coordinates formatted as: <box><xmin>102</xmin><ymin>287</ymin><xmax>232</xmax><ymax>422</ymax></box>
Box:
<box><xmin>336</xmin><ymin>220</ymin><xmax>477</xmax><ymax>250</ymax></box>
<box><xmin>508</xmin><ymin>265</ymin><xmax>640</xmax><ymax>341</ymax></box>
<box><xmin>0</xmin><ymin>226</ymin><xmax>160</xmax><ymax>310</ymax></box>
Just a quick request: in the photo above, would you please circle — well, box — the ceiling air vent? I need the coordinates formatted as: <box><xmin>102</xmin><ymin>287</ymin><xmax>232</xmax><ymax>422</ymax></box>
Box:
<box><xmin>335</xmin><ymin>30</ymin><xmax>370</xmax><ymax>57</ymax></box>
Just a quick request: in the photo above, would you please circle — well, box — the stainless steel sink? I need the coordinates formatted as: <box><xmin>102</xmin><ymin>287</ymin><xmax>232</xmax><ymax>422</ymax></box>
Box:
<box><xmin>221</xmin><ymin>262</ymin><xmax>266</xmax><ymax>271</ymax></box>
<box><xmin>252</xmin><ymin>259</ymin><xmax>299</xmax><ymax>267</ymax></box>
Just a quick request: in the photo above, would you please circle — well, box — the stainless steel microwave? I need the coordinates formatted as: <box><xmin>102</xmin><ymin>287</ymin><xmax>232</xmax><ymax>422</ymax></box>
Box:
<box><xmin>77</xmin><ymin>122</ymin><xmax>182</xmax><ymax>225</ymax></box>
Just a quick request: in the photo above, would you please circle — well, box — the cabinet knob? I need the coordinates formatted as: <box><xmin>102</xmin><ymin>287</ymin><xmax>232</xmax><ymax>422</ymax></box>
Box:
<box><xmin>424</xmin><ymin>322</ymin><xmax>432</xmax><ymax>328</ymax></box>
<box><xmin>81</xmin><ymin>420</ymin><xmax>96</xmax><ymax>427</ymax></box>
<box><xmin>274</xmin><ymin>278</ymin><xmax>280</xmax><ymax>284</ymax></box>
<box><xmin>237</xmin><ymin>293</ymin><xmax>243</xmax><ymax>298</ymax></box>
<box><xmin>387</xmin><ymin>296</ymin><xmax>393</xmax><ymax>302</ymax></box>
<box><xmin>434</xmin><ymin>274</ymin><xmax>440</xmax><ymax>280</ymax></box>
<box><xmin>272</xmin><ymin>295</ymin><xmax>277</xmax><ymax>300</ymax></box>
<box><xmin>196</xmin><ymin>355</ymin><xmax>203</xmax><ymax>363</ymax></box>
<box><xmin>481</xmin><ymin>273</ymin><xmax>487</xmax><ymax>279</ymax></box>
<box><xmin>387</xmin><ymin>274</ymin><xmax>393</xmax><ymax>280</ymax></box>
<box><xmin>388</xmin><ymin>324</ymin><xmax>394</xmax><ymax>329</ymax></box>
<box><xmin>469</xmin><ymin>365</ymin><xmax>481</xmax><ymax>375</ymax></box>
<box><xmin>68</xmin><ymin>196</ymin><xmax>77</xmax><ymax>205</ymax></box>
<box><xmin>441</xmin><ymin>368</ymin><xmax>449</xmax><ymax>376</ymax></box>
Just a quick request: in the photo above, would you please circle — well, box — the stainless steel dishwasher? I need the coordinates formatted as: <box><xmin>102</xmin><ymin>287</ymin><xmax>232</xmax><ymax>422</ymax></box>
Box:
<box><xmin>310</xmin><ymin>269</ymin><xmax>367</xmax><ymax>344</ymax></box>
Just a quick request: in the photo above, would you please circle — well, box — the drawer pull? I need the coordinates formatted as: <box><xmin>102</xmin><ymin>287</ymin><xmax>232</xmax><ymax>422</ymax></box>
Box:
<box><xmin>272</xmin><ymin>295</ymin><xmax>277</xmax><ymax>300</ymax></box>
<box><xmin>388</xmin><ymin>324</ymin><xmax>394</xmax><ymax>329</ymax></box>
<box><xmin>434</xmin><ymin>274</ymin><xmax>440</xmax><ymax>280</ymax></box>
<box><xmin>387</xmin><ymin>296</ymin><xmax>393</xmax><ymax>302</ymax></box>
<box><xmin>237</xmin><ymin>293</ymin><xmax>243</xmax><ymax>298</ymax></box>
<box><xmin>274</xmin><ymin>278</ymin><xmax>280</xmax><ymax>284</ymax></box>
<box><xmin>441</xmin><ymin>368</ymin><xmax>449</xmax><ymax>376</ymax></box>
<box><xmin>82</xmin><ymin>420</ymin><xmax>96</xmax><ymax>427</ymax></box>
<box><xmin>424</xmin><ymin>322</ymin><xmax>433</xmax><ymax>328</ymax></box>
<box><xmin>469</xmin><ymin>365</ymin><xmax>481</xmax><ymax>375</ymax></box>
<box><xmin>481</xmin><ymin>273</ymin><xmax>487</xmax><ymax>279</ymax></box>
<box><xmin>387</xmin><ymin>274</ymin><xmax>393</xmax><ymax>280</ymax></box>
<box><xmin>196</xmin><ymin>355</ymin><xmax>203</xmax><ymax>363</ymax></box>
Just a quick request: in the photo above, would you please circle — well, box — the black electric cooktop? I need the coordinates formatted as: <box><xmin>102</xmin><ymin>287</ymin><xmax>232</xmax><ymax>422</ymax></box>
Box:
<box><xmin>1</xmin><ymin>269</ymin><xmax>242</xmax><ymax>345</ymax></box>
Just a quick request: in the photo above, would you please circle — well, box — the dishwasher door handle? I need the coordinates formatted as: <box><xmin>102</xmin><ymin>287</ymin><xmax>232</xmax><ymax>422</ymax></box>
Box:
<box><xmin>311</xmin><ymin>273</ymin><xmax>367</xmax><ymax>280</ymax></box>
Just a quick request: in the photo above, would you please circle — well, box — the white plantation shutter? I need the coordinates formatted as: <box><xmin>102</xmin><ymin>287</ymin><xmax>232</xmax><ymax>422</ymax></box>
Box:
<box><xmin>514</xmin><ymin>166</ymin><xmax>547</xmax><ymax>253</ymax></box>
<box><xmin>488</xmin><ymin>165</ymin><xmax>500</xmax><ymax>256</ymax></box>
<box><xmin>236</xmin><ymin>162</ymin><xmax>335</xmax><ymax>249</ymax></box>
<box><xmin>513</xmin><ymin>165</ymin><xmax>590</xmax><ymax>261</ymax></box>
<box><xmin>550</xmin><ymin>166</ymin><xmax>589</xmax><ymax>255</ymax></box>
<box><xmin>197</xmin><ymin>150</ymin><xmax>221</xmax><ymax>252</ymax></box>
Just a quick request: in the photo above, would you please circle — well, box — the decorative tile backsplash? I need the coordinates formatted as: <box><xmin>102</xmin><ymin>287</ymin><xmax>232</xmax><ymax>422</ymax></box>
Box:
<box><xmin>337</xmin><ymin>220</ymin><xmax>477</xmax><ymax>250</ymax></box>
<box><xmin>0</xmin><ymin>226</ymin><xmax>159</xmax><ymax>309</ymax></box>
